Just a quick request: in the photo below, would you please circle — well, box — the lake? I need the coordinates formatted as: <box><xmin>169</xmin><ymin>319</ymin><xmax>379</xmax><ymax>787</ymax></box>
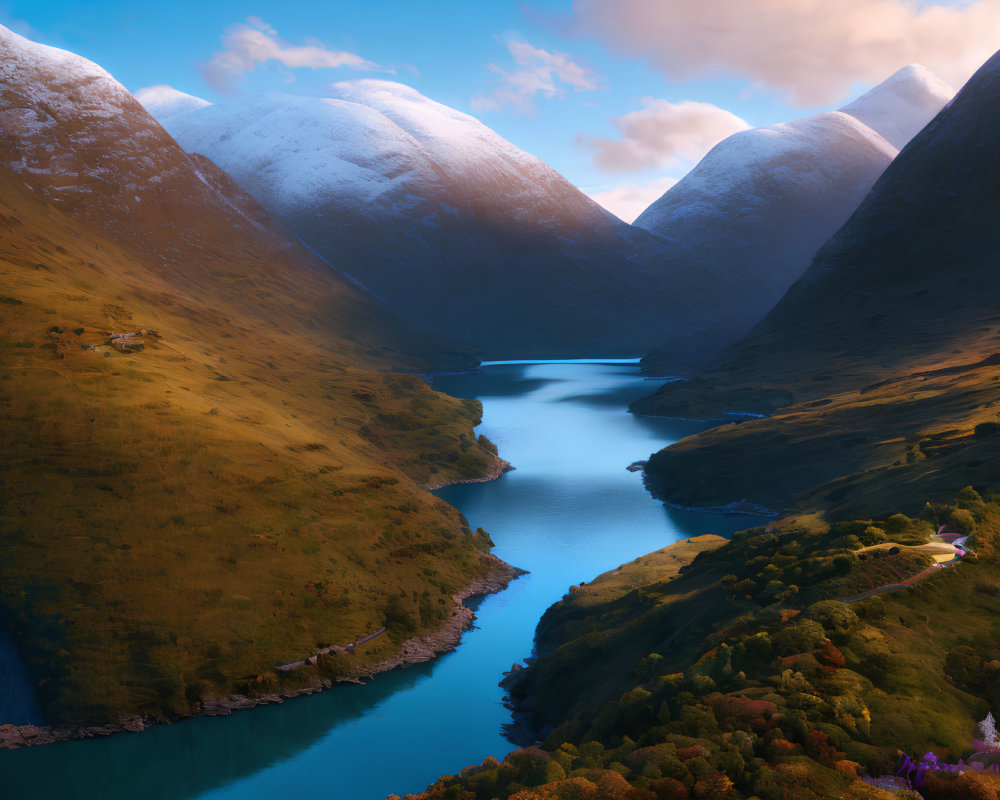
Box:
<box><xmin>0</xmin><ymin>360</ymin><xmax>764</xmax><ymax>799</ymax></box>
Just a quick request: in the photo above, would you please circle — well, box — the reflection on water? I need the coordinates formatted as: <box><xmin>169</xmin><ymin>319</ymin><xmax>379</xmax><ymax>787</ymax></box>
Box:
<box><xmin>0</xmin><ymin>630</ymin><xmax>42</xmax><ymax>727</ymax></box>
<box><xmin>0</xmin><ymin>361</ymin><xmax>765</xmax><ymax>800</ymax></box>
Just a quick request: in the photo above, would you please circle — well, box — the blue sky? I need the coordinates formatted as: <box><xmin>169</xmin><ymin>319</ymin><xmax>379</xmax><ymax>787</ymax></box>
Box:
<box><xmin>3</xmin><ymin>0</ymin><xmax>998</xmax><ymax>220</ymax></box>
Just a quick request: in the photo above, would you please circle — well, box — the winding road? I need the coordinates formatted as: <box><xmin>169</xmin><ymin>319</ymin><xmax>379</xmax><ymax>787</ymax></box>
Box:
<box><xmin>841</xmin><ymin>534</ymin><xmax>969</xmax><ymax>604</ymax></box>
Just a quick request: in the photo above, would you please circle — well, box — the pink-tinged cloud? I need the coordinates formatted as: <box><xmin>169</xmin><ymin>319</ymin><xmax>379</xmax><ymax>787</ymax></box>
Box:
<box><xmin>583</xmin><ymin>98</ymin><xmax>750</xmax><ymax>172</ymax></box>
<box><xmin>586</xmin><ymin>174</ymin><xmax>680</xmax><ymax>223</ymax></box>
<box><xmin>202</xmin><ymin>19</ymin><xmax>384</xmax><ymax>92</ymax></box>
<box><xmin>573</xmin><ymin>0</ymin><xmax>1000</xmax><ymax>105</ymax></box>
<box><xmin>472</xmin><ymin>38</ymin><xmax>602</xmax><ymax>113</ymax></box>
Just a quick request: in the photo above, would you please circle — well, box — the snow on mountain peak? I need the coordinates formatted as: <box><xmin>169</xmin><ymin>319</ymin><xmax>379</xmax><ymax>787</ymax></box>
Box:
<box><xmin>148</xmin><ymin>81</ymin><xmax>590</xmax><ymax>223</ymax></box>
<box><xmin>631</xmin><ymin>108</ymin><xmax>900</xmax><ymax>340</ymax></box>
<box><xmin>325</xmin><ymin>79</ymin><xmax>539</xmax><ymax>170</ymax></box>
<box><xmin>0</xmin><ymin>23</ymin><xmax>273</xmax><ymax>243</ymax></box>
<box><xmin>141</xmin><ymin>78</ymin><xmax>696</xmax><ymax>356</ymax></box>
<box><xmin>0</xmin><ymin>24</ymin><xmax>132</xmax><ymax>118</ymax></box>
<box><xmin>135</xmin><ymin>84</ymin><xmax>212</xmax><ymax>120</ymax></box>
<box><xmin>840</xmin><ymin>64</ymin><xmax>955</xmax><ymax>150</ymax></box>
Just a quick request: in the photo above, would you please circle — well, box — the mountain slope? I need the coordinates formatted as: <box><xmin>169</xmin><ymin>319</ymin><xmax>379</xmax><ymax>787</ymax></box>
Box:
<box><xmin>0</xmin><ymin>25</ymin><xmax>512</xmax><ymax>727</ymax></box>
<box><xmin>141</xmin><ymin>82</ymin><xmax>708</xmax><ymax>359</ymax></box>
<box><xmin>400</xmin><ymin>497</ymin><xmax>1000</xmax><ymax>800</ymax></box>
<box><xmin>634</xmin><ymin>66</ymin><xmax>953</xmax><ymax>367</ymax></box>
<box><xmin>636</xmin><ymin>49</ymin><xmax>1000</xmax><ymax>518</ymax></box>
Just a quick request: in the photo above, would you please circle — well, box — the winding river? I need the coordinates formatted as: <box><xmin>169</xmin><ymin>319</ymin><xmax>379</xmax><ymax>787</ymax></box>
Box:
<box><xmin>0</xmin><ymin>360</ymin><xmax>764</xmax><ymax>799</ymax></box>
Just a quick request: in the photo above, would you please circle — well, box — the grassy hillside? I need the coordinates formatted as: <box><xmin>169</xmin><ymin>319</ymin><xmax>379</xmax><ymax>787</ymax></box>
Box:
<box><xmin>642</xmin><ymin>353</ymin><xmax>1000</xmax><ymax>519</ymax></box>
<box><xmin>396</xmin><ymin>492</ymin><xmax>1000</xmax><ymax>800</ymax></box>
<box><xmin>0</xmin><ymin>112</ymin><xmax>508</xmax><ymax>725</ymax></box>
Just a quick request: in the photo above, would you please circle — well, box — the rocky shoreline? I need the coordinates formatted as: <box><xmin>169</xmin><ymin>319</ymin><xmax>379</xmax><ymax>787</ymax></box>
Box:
<box><xmin>423</xmin><ymin>454</ymin><xmax>514</xmax><ymax>491</ymax></box>
<box><xmin>358</xmin><ymin>553</ymin><xmax>525</xmax><ymax>676</ymax></box>
<box><xmin>0</xmin><ymin>553</ymin><xmax>524</xmax><ymax>751</ymax></box>
<box><xmin>657</xmin><ymin>496</ymin><xmax>780</xmax><ymax>517</ymax></box>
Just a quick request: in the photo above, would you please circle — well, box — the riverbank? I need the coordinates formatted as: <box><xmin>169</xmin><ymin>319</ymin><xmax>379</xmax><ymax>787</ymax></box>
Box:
<box><xmin>0</xmin><ymin>360</ymin><xmax>760</xmax><ymax>799</ymax></box>
<box><xmin>423</xmin><ymin>454</ymin><xmax>514</xmax><ymax>491</ymax></box>
<box><xmin>405</xmin><ymin>497</ymin><xmax>1000</xmax><ymax>800</ymax></box>
<box><xmin>359</xmin><ymin>554</ymin><xmax>526</xmax><ymax>677</ymax></box>
<box><xmin>0</xmin><ymin>554</ymin><xmax>523</xmax><ymax>751</ymax></box>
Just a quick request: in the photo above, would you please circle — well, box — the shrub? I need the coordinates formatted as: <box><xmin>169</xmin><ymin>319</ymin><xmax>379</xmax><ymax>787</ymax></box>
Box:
<box><xmin>773</xmin><ymin>620</ymin><xmax>826</xmax><ymax>656</ymax></box>
<box><xmin>974</xmin><ymin>422</ymin><xmax>1000</xmax><ymax>438</ymax></box>
<box><xmin>946</xmin><ymin>508</ymin><xmax>976</xmax><ymax>535</ymax></box>
<box><xmin>805</xmin><ymin>601</ymin><xmax>859</xmax><ymax>643</ymax></box>
<box><xmin>859</xmin><ymin>527</ymin><xmax>887</xmax><ymax>546</ymax></box>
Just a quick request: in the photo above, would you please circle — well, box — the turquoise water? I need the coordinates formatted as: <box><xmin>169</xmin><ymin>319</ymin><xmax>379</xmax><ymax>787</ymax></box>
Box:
<box><xmin>0</xmin><ymin>361</ymin><xmax>764</xmax><ymax>799</ymax></box>
<box><xmin>0</xmin><ymin>631</ymin><xmax>42</xmax><ymax>727</ymax></box>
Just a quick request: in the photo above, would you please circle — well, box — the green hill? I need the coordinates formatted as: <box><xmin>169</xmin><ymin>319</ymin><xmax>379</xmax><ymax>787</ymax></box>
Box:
<box><xmin>398</xmin><ymin>493</ymin><xmax>1000</xmax><ymax>800</ymax></box>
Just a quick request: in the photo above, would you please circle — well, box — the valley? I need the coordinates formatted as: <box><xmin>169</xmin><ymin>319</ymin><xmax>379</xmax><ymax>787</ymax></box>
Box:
<box><xmin>0</xmin><ymin>361</ymin><xmax>763</xmax><ymax>798</ymax></box>
<box><xmin>1</xmin><ymin>8</ymin><xmax>1000</xmax><ymax>800</ymax></box>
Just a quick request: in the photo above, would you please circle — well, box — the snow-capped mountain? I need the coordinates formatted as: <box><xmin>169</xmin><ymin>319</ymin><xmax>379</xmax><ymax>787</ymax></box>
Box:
<box><xmin>0</xmin><ymin>25</ymin><xmax>275</xmax><ymax>255</ymax></box>
<box><xmin>739</xmin><ymin>48</ymin><xmax>1000</xmax><ymax>383</ymax></box>
<box><xmin>634</xmin><ymin>47</ymin><xmax>1000</xmax><ymax>515</ymax></box>
<box><xmin>635</xmin><ymin>65</ymin><xmax>954</xmax><ymax>365</ymax></box>
<box><xmin>134</xmin><ymin>84</ymin><xmax>211</xmax><ymax>120</ymax></box>
<box><xmin>0</xmin><ymin>23</ymin><xmax>518</xmax><ymax>726</ymax></box>
<box><xmin>840</xmin><ymin>64</ymin><xmax>955</xmax><ymax>150</ymax></box>
<box><xmin>142</xmin><ymin>81</ymin><xmax>705</xmax><ymax>358</ymax></box>
<box><xmin>0</xmin><ymin>23</ymin><xmax>463</xmax><ymax>366</ymax></box>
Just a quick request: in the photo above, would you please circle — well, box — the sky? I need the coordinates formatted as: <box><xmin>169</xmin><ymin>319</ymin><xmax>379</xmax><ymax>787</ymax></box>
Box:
<box><xmin>3</xmin><ymin>0</ymin><xmax>999</xmax><ymax>222</ymax></box>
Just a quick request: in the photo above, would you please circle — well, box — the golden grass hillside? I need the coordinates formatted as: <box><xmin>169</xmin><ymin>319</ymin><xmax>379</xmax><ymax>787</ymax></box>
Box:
<box><xmin>0</xmin><ymin>28</ymin><xmax>509</xmax><ymax>726</ymax></box>
<box><xmin>643</xmin><ymin>354</ymin><xmax>1000</xmax><ymax>519</ymax></box>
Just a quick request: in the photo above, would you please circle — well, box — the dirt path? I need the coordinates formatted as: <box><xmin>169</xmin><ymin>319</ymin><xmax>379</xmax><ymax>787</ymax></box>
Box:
<box><xmin>841</xmin><ymin>535</ymin><xmax>969</xmax><ymax>604</ymax></box>
<box><xmin>276</xmin><ymin>627</ymin><xmax>387</xmax><ymax>672</ymax></box>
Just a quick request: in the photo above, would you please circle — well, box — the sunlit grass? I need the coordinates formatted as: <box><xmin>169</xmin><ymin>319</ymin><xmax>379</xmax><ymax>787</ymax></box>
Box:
<box><xmin>0</xmin><ymin>173</ymin><xmax>503</xmax><ymax>725</ymax></box>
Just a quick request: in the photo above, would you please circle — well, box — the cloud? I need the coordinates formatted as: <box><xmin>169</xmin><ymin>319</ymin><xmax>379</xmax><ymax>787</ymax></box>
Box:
<box><xmin>582</xmin><ymin>98</ymin><xmax>749</xmax><ymax>172</ymax></box>
<box><xmin>245</xmin><ymin>16</ymin><xmax>276</xmax><ymax>36</ymax></box>
<box><xmin>472</xmin><ymin>39</ymin><xmax>602</xmax><ymax>113</ymax></box>
<box><xmin>573</xmin><ymin>0</ymin><xmax>1000</xmax><ymax>105</ymax></box>
<box><xmin>201</xmin><ymin>19</ymin><xmax>384</xmax><ymax>92</ymax></box>
<box><xmin>586</xmin><ymin>175</ymin><xmax>680</xmax><ymax>223</ymax></box>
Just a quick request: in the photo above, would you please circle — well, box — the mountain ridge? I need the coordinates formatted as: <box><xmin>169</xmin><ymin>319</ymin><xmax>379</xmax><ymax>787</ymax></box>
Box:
<box><xmin>633</xmin><ymin>64</ymin><xmax>954</xmax><ymax>371</ymax></box>
<box><xmin>141</xmin><ymin>80</ymin><xmax>714</xmax><ymax>359</ymax></box>
<box><xmin>636</xmin><ymin>49</ymin><xmax>1000</xmax><ymax>519</ymax></box>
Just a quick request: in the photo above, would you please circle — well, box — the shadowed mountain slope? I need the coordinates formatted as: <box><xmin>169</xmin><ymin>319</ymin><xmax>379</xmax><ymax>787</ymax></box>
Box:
<box><xmin>636</xmin><ymin>50</ymin><xmax>1000</xmax><ymax>518</ymax></box>
<box><xmin>141</xmin><ymin>82</ymin><xmax>711</xmax><ymax>359</ymax></box>
<box><xmin>634</xmin><ymin>65</ymin><xmax>953</xmax><ymax>370</ymax></box>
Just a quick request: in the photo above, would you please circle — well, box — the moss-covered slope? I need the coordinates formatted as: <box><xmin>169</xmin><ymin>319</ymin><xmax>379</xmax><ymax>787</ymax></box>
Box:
<box><xmin>398</xmin><ymin>492</ymin><xmax>1000</xmax><ymax>800</ymax></box>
